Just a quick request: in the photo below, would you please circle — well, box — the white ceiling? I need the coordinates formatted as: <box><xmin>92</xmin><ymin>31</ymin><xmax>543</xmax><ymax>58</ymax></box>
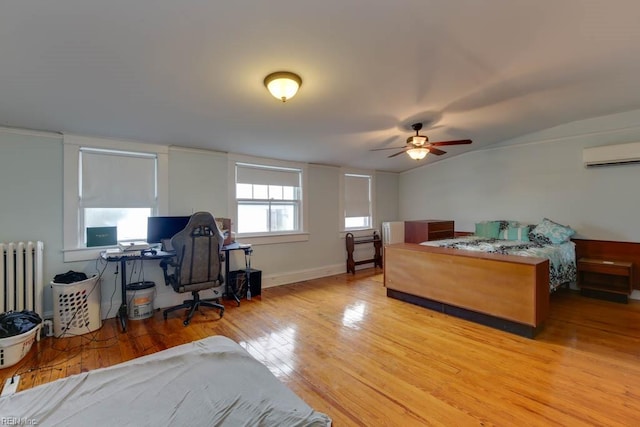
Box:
<box><xmin>2</xmin><ymin>1</ymin><xmax>640</xmax><ymax>172</ymax></box>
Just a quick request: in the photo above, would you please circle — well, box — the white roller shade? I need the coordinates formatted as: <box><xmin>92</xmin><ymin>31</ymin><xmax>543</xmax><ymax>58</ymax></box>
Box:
<box><xmin>344</xmin><ymin>174</ymin><xmax>371</xmax><ymax>217</ymax></box>
<box><xmin>81</xmin><ymin>149</ymin><xmax>157</xmax><ymax>207</ymax></box>
<box><xmin>236</xmin><ymin>163</ymin><xmax>300</xmax><ymax>187</ymax></box>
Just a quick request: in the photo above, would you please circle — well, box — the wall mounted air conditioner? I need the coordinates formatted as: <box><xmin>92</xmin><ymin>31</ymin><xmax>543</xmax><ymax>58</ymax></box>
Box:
<box><xmin>583</xmin><ymin>142</ymin><xmax>640</xmax><ymax>167</ymax></box>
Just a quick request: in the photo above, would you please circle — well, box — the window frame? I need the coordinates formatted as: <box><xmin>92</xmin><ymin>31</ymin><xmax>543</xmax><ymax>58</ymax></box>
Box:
<box><xmin>228</xmin><ymin>154</ymin><xmax>309</xmax><ymax>245</ymax></box>
<box><xmin>63</xmin><ymin>134</ymin><xmax>168</xmax><ymax>262</ymax></box>
<box><xmin>339</xmin><ymin>168</ymin><xmax>375</xmax><ymax>234</ymax></box>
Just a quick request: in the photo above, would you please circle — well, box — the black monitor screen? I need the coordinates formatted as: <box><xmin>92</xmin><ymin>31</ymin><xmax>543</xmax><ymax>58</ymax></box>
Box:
<box><xmin>147</xmin><ymin>216</ymin><xmax>191</xmax><ymax>244</ymax></box>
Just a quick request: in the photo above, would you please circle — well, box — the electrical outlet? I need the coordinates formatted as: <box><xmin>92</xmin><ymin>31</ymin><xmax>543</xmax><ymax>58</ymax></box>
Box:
<box><xmin>1</xmin><ymin>375</ymin><xmax>20</xmax><ymax>396</ymax></box>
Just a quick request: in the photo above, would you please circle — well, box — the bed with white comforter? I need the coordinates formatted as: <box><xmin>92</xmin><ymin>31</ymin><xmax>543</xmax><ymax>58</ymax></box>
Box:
<box><xmin>0</xmin><ymin>336</ymin><xmax>331</xmax><ymax>427</ymax></box>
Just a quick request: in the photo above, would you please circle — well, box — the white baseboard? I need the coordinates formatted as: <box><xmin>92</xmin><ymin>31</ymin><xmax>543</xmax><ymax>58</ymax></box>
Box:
<box><xmin>630</xmin><ymin>290</ymin><xmax>640</xmax><ymax>300</ymax></box>
<box><xmin>262</xmin><ymin>263</ymin><xmax>345</xmax><ymax>288</ymax></box>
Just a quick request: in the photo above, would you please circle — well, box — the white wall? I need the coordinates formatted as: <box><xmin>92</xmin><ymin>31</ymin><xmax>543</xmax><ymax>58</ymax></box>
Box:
<box><xmin>0</xmin><ymin>129</ymin><xmax>400</xmax><ymax>318</ymax></box>
<box><xmin>400</xmin><ymin>109</ymin><xmax>640</xmax><ymax>242</ymax></box>
<box><xmin>168</xmin><ymin>146</ymin><xmax>228</xmax><ymax>217</ymax></box>
<box><xmin>376</xmin><ymin>171</ymin><xmax>400</xmax><ymax>225</ymax></box>
<box><xmin>0</xmin><ymin>129</ymin><xmax>68</xmax><ymax>316</ymax></box>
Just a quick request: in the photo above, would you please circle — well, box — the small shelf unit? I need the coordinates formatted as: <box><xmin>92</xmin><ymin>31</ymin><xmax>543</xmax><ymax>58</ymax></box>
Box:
<box><xmin>578</xmin><ymin>257</ymin><xmax>633</xmax><ymax>303</ymax></box>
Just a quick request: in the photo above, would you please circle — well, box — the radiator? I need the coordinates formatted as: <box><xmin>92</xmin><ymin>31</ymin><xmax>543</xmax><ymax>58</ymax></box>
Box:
<box><xmin>0</xmin><ymin>241</ymin><xmax>44</xmax><ymax>316</ymax></box>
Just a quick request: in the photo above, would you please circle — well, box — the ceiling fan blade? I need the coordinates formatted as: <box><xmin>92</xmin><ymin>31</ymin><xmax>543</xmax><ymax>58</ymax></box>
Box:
<box><xmin>370</xmin><ymin>145</ymin><xmax>409</xmax><ymax>152</ymax></box>
<box><xmin>387</xmin><ymin>150</ymin><xmax>407</xmax><ymax>158</ymax></box>
<box><xmin>429</xmin><ymin>139</ymin><xmax>472</xmax><ymax>146</ymax></box>
<box><xmin>428</xmin><ymin>147</ymin><xmax>447</xmax><ymax>155</ymax></box>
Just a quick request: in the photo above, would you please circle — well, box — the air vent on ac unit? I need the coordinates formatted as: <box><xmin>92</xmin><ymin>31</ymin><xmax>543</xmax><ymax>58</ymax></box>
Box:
<box><xmin>583</xmin><ymin>142</ymin><xmax>640</xmax><ymax>167</ymax></box>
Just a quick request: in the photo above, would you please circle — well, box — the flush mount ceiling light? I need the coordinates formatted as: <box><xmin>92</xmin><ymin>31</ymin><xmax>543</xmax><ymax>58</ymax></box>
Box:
<box><xmin>264</xmin><ymin>71</ymin><xmax>302</xmax><ymax>102</ymax></box>
<box><xmin>406</xmin><ymin>147</ymin><xmax>429</xmax><ymax>160</ymax></box>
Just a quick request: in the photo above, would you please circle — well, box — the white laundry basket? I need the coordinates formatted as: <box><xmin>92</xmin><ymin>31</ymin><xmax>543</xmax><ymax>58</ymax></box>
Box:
<box><xmin>0</xmin><ymin>324</ymin><xmax>41</xmax><ymax>368</ymax></box>
<box><xmin>52</xmin><ymin>275</ymin><xmax>102</xmax><ymax>337</ymax></box>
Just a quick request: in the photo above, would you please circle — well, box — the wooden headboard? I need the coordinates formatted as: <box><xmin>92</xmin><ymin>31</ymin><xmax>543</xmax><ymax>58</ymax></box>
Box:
<box><xmin>572</xmin><ymin>238</ymin><xmax>640</xmax><ymax>290</ymax></box>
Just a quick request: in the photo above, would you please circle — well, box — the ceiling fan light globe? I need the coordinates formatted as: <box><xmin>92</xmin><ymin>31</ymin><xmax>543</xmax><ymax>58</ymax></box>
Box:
<box><xmin>407</xmin><ymin>148</ymin><xmax>429</xmax><ymax>160</ymax></box>
<box><xmin>264</xmin><ymin>72</ymin><xmax>302</xmax><ymax>102</ymax></box>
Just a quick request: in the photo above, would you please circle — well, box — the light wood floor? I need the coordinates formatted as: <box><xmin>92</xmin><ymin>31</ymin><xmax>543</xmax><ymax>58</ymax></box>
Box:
<box><xmin>3</xmin><ymin>269</ymin><xmax>640</xmax><ymax>426</ymax></box>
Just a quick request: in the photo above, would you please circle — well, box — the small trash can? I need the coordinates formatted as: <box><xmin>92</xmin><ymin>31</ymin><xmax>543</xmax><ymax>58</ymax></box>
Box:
<box><xmin>126</xmin><ymin>281</ymin><xmax>156</xmax><ymax>320</ymax></box>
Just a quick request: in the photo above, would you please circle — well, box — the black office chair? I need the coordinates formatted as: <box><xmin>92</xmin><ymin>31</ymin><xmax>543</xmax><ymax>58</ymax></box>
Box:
<box><xmin>160</xmin><ymin>212</ymin><xmax>225</xmax><ymax>326</ymax></box>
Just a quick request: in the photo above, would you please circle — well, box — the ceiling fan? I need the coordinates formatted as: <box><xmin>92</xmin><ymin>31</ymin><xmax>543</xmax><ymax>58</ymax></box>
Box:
<box><xmin>371</xmin><ymin>123</ymin><xmax>472</xmax><ymax>160</ymax></box>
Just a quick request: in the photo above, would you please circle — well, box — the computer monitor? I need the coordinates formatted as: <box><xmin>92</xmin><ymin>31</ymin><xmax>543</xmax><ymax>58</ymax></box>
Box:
<box><xmin>146</xmin><ymin>216</ymin><xmax>191</xmax><ymax>245</ymax></box>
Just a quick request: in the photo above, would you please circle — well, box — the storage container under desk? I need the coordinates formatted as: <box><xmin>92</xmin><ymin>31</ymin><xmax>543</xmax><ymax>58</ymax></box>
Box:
<box><xmin>229</xmin><ymin>269</ymin><xmax>262</xmax><ymax>299</ymax></box>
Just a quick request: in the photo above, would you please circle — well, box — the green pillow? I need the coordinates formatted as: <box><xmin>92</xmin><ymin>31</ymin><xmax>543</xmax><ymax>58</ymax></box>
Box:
<box><xmin>475</xmin><ymin>221</ymin><xmax>500</xmax><ymax>239</ymax></box>
<box><xmin>499</xmin><ymin>225</ymin><xmax>530</xmax><ymax>241</ymax></box>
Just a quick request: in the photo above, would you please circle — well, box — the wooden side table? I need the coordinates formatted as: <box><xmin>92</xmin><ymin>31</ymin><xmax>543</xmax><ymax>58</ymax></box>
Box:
<box><xmin>577</xmin><ymin>258</ymin><xmax>633</xmax><ymax>303</ymax></box>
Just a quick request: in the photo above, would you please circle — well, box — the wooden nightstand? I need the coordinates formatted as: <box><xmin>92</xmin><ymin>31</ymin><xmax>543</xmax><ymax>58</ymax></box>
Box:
<box><xmin>578</xmin><ymin>258</ymin><xmax>633</xmax><ymax>303</ymax></box>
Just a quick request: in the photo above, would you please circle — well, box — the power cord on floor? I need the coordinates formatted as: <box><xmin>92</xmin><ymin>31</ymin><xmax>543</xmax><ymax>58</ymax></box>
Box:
<box><xmin>3</xmin><ymin>255</ymin><xmax>112</xmax><ymax>391</ymax></box>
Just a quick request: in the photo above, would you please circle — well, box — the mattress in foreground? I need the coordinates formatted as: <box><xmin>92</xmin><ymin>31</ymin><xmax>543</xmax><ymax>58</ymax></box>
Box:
<box><xmin>0</xmin><ymin>335</ymin><xmax>331</xmax><ymax>427</ymax></box>
<box><xmin>421</xmin><ymin>236</ymin><xmax>576</xmax><ymax>290</ymax></box>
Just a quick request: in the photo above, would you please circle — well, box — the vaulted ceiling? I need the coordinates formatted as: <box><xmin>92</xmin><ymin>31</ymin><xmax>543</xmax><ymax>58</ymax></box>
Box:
<box><xmin>2</xmin><ymin>1</ymin><xmax>640</xmax><ymax>172</ymax></box>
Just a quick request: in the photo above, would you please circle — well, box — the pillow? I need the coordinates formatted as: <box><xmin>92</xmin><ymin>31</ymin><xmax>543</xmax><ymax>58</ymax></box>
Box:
<box><xmin>529</xmin><ymin>218</ymin><xmax>575</xmax><ymax>244</ymax></box>
<box><xmin>495</xmin><ymin>220</ymin><xmax>519</xmax><ymax>232</ymax></box>
<box><xmin>499</xmin><ymin>225</ymin><xmax>531</xmax><ymax>241</ymax></box>
<box><xmin>475</xmin><ymin>221</ymin><xmax>501</xmax><ymax>239</ymax></box>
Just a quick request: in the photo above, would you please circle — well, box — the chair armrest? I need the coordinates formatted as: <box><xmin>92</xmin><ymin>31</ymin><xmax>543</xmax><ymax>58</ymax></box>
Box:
<box><xmin>160</xmin><ymin>257</ymin><xmax>179</xmax><ymax>287</ymax></box>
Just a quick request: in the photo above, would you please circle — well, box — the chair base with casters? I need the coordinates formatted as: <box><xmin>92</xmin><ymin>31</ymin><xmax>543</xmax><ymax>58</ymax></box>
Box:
<box><xmin>163</xmin><ymin>290</ymin><xmax>224</xmax><ymax>326</ymax></box>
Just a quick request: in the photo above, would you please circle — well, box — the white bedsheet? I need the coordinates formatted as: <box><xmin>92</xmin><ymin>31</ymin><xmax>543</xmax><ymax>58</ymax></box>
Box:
<box><xmin>0</xmin><ymin>336</ymin><xmax>331</xmax><ymax>427</ymax></box>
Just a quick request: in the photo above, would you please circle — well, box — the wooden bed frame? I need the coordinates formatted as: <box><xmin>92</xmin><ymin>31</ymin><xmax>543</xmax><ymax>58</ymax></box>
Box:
<box><xmin>384</xmin><ymin>243</ymin><xmax>550</xmax><ymax>338</ymax></box>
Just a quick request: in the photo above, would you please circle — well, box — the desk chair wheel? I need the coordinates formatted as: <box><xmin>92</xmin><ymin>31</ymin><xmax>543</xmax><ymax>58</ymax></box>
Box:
<box><xmin>182</xmin><ymin>307</ymin><xmax>223</xmax><ymax>326</ymax></box>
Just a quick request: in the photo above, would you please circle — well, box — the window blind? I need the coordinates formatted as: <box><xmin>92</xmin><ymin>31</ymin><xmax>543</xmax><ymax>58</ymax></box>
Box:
<box><xmin>236</xmin><ymin>163</ymin><xmax>300</xmax><ymax>188</ymax></box>
<box><xmin>80</xmin><ymin>149</ymin><xmax>157</xmax><ymax>207</ymax></box>
<box><xmin>344</xmin><ymin>174</ymin><xmax>371</xmax><ymax>217</ymax></box>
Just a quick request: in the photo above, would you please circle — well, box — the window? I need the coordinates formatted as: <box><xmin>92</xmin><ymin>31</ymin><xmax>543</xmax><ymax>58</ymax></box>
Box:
<box><xmin>80</xmin><ymin>148</ymin><xmax>157</xmax><ymax>242</ymax></box>
<box><xmin>342</xmin><ymin>172</ymin><xmax>373</xmax><ymax>231</ymax></box>
<box><xmin>63</xmin><ymin>134</ymin><xmax>168</xmax><ymax>261</ymax></box>
<box><xmin>235</xmin><ymin>162</ymin><xmax>302</xmax><ymax>234</ymax></box>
